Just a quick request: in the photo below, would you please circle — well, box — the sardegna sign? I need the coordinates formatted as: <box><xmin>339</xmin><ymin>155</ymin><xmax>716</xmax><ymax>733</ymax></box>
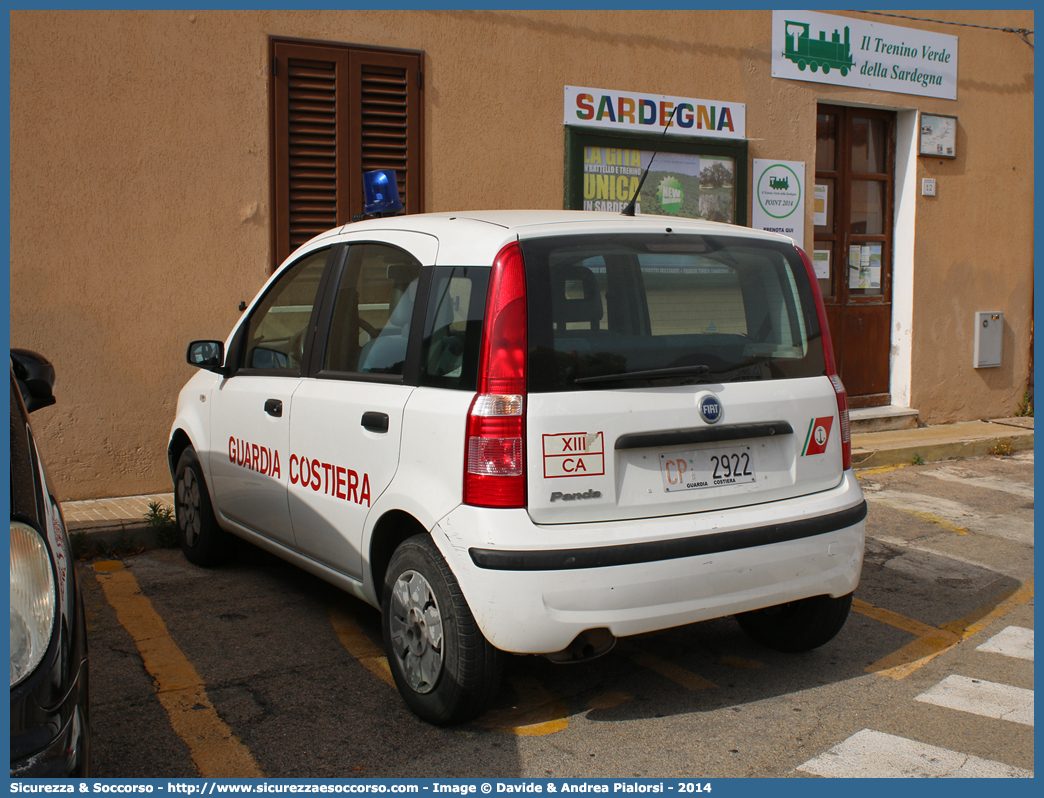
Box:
<box><xmin>564</xmin><ymin>86</ymin><xmax>746</xmax><ymax>140</ymax></box>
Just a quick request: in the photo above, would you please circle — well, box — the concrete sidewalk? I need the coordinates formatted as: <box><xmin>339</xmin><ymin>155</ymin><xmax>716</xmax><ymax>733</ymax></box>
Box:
<box><xmin>850</xmin><ymin>416</ymin><xmax>1033</xmax><ymax>470</ymax></box>
<box><xmin>62</xmin><ymin>417</ymin><xmax>1032</xmax><ymax>549</ymax></box>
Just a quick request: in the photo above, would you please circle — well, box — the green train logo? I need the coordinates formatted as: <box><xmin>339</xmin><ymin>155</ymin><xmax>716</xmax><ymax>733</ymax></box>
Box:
<box><xmin>769</xmin><ymin>176</ymin><xmax>789</xmax><ymax>191</ymax></box>
<box><xmin>783</xmin><ymin>20</ymin><xmax>855</xmax><ymax>77</ymax></box>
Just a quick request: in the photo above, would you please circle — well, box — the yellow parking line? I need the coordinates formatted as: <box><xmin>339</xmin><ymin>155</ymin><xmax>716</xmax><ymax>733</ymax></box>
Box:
<box><xmin>855</xmin><ymin>598</ymin><xmax>962</xmax><ymax>679</ymax></box>
<box><xmin>92</xmin><ymin>560</ymin><xmax>265</xmax><ymax>777</ymax></box>
<box><xmin>718</xmin><ymin>655</ymin><xmax>765</xmax><ymax>669</ymax></box>
<box><xmin>852</xmin><ymin>598</ymin><xmax>948</xmax><ymax>638</ymax></box>
<box><xmin>328</xmin><ymin>606</ymin><xmax>395</xmax><ymax>687</ymax></box>
<box><xmin>942</xmin><ymin>579</ymin><xmax>1034</xmax><ymax>640</ymax></box>
<box><xmin>862</xmin><ymin>628</ymin><xmax>962</xmax><ymax>680</ymax></box>
<box><xmin>856</xmin><ymin>464</ymin><xmax>908</xmax><ymax>477</ymax></box>
<box><xmin>477</xmin><ymin>677</ymin><xmax>570</xmax><ymax>736</ymax></box>
<box><xmin>892</xmin><ymin>507</ymin><xmax>968</xmax><ymax>535</ymax></box>
<box><xmin>630</xmin><ymin>651</ymin><xmax>717</xmax><ymax>690</ymax></box>
<box><xmin>855</xmin><ymin>581</ymin><xmax>1033</xmax><ymax>680</ymax></box>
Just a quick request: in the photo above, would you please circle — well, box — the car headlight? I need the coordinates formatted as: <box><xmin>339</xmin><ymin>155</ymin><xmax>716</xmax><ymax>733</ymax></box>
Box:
<box><xmin>10</xmin><ymin>521</ymin><xmax>56</xmax><ymax>687</ymax></box>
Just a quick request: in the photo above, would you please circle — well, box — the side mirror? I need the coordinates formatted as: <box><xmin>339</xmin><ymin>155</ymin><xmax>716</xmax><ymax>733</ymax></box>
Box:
<box><xmin>10</xmin><ymin>349</ymin><xmax>57</xmax><ymax>414</ymax></box>
<box><xmin>186</xmin><ymin>340</ymin><xmax>228</xmax><ymax>374</ymax></box>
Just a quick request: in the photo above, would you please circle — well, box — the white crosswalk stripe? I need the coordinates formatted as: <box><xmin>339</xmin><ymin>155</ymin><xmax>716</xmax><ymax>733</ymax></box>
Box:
<box><xmin>923</xmin><ymin>464</ymin><xmax>1035</xmax><ymax>500</ymax></box>
<box><xmin>915</xmin><ymin>675</ymin><xmax>1033</xmax><ymax>726</ymax></box>
<box><xmin>796</xmin><ymin>622</ymin><xmax>1034</xmax><ymax>777</ymax></box>
<box><xmin>976</xmin><ymin>625</ymin><xmax>1034</xmax><ymax>660</ymax></box>
<box><xmin>796</xmin><ymin>729</ymin><xmax>1033</xmax><ymax>778</ymax></box>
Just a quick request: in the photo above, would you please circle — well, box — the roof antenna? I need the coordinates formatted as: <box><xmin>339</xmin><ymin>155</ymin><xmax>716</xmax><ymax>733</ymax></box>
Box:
<box><xmin>621</xmin><ymin>105</ymin><xmax>679</xmax><ymax>217</ymax></box>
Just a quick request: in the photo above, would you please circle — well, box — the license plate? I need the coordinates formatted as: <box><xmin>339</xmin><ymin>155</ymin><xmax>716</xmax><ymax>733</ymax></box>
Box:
<box><xmin>659</xmin><ymin>446</ymin><xmax>756</xmax><ymax>492</ymax></box>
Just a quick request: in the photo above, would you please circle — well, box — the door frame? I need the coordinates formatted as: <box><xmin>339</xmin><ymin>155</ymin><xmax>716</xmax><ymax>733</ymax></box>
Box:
<box><xmin>815</xmin><ymin>103</ymin><xmax>896</xmax><ymax>408</ymax></box>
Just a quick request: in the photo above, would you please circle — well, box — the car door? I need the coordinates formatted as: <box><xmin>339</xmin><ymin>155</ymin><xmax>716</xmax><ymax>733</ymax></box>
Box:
<box><xmin>207</xmin><ymin>245</ymin><xmax>334</xmax><ymax>548</ymax></box>
<box><xmin>288</xmin><ymin>233</ymin><xmax>437</xmax><ymax>580</ymax></box>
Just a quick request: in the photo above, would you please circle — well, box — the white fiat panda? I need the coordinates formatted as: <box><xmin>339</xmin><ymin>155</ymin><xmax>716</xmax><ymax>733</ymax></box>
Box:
<box><xmin>169</xmin><ymin>209</ymin><xmax>866</xmax><ymax>725</ymax></box>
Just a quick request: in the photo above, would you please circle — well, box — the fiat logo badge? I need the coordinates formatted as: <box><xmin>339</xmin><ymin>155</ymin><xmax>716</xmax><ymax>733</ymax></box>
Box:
<box><xmin>699</xmin><ymin>395</ymin><xmax>722</xmax><ymax>424</ymax></box>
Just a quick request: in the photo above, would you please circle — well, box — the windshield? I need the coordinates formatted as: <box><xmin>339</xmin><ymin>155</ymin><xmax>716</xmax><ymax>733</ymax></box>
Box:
<box><xmin>522</xmin><ymin>233</ymin><xmax>826</xmax><ymax>392</ymax></box>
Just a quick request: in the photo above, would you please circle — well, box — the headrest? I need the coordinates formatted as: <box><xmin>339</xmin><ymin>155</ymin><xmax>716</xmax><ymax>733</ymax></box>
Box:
<box><xmin>550</xmin><ymin>265</ymin><xmax>603</xmax><ymax>326</ymax></box>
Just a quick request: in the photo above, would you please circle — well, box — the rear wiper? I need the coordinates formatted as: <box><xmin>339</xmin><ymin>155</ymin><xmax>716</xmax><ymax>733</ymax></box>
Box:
<box><xmin>574</xmin><ymin>364</ymin><xmax>710</xmax><ymax>385</ymax></box>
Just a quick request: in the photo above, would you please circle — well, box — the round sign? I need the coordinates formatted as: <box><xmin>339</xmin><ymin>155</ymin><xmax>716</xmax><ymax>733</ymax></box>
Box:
<box><xmin>756</xmin><ymin>164</ymin><xmax>802</xmax><ymax>220</ymax></box>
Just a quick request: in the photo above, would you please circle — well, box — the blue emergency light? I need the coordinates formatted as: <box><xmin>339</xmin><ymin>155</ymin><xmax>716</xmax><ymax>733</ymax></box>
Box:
<box><xmin>363</xmin><ymin>170</ymin><xmax>403</xmax><ymax>216</ymax></box>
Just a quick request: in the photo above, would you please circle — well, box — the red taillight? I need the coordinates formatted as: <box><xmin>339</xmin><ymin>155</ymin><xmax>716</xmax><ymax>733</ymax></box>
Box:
<box><xmin>798</xmin><ymin>247</ymin><xmax>851</xmax><ymax>470</ymax></box>
<box><xmin>830</xmin><ymin>374</ymin><xmax>852</xmax><ymax>470</ymax></box>
<box><xmin>464</xmin><ymin>243</ymin><xmax>527</xmax><ymax>507</ymax></box>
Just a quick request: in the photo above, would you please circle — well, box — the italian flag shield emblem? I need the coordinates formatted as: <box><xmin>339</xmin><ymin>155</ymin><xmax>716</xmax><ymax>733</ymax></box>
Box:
<box><xmin>802</xmin><ymin>416</ymin><xmax>834</xmax><ymax>456</ymax></box>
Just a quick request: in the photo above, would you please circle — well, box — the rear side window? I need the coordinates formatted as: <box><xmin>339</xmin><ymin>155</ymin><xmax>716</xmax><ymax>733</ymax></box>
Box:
<box><xmin>323</xmin><ymin>244</ymin><xmax>422</xmax><ymax>376</ymax></box>
<box><xmin>418</xmin><ymin>266</ymin><xmax>490</xmax><ymax>391</ymax></box>
<box><xmin>522</xmin><ymin>233</ymin><xmax>826</xmax><ymax>392</ymax></box>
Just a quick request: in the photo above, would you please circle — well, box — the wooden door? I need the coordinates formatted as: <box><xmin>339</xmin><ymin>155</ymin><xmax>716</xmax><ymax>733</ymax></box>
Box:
<box><xmin>814</xmin><ymin>105</ymin><xmax>895</xmax><ymax>407</ymax></box>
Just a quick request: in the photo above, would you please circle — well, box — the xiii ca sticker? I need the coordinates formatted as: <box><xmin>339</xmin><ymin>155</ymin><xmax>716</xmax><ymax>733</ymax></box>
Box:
<box><xmin>543</xmin><ymin>431</ymin><xmax>605</xmax><ymax>477</ymax></box>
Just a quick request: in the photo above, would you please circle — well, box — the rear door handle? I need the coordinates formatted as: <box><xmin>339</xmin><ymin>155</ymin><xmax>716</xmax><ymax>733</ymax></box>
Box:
<box><xmin>361</xmin><ymin>411</ymin><xmax>389</xmax><ymax>433</ymax></box>
<box><xmin>265</xmin><ymin>399</ymin><xmax>283</xmax><ymax>417</ymax></box>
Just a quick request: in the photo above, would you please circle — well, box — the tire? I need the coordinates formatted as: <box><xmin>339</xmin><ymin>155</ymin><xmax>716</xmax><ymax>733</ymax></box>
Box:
<box><xmin>810</xmin><ymin>62</ymin><xmax>819</xmax><ymax>73</ymax></box>
<box><xmin>797</xmin><ymin>60</ymin><xmax>806</xmax><ymax>71</ymax></box>
<box><xmin>382</xmin><ymin>535</ymin><xmax>502</xmax><ymax>725</ymax></box>
<box><xmin>840</xmin><ymin>67</ymin><xmax>849</xmax><ymax>77</ymax></box>
<box><xmin>736</xmin><ymin>593</ymin><xmax>853</xmax><ymax>653</ymax></box>
<box><xmin>174</xmin><ymin>447</ymin><xmax>231</xmax><ymax>566</ymax></box>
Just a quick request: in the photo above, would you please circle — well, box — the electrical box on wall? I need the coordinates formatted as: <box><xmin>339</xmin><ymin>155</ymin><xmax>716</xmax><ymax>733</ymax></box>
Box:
<box><xmin>973</xmin><ymin>312</ymin><xmax>1004</xmax><ymax>368</ymax></box>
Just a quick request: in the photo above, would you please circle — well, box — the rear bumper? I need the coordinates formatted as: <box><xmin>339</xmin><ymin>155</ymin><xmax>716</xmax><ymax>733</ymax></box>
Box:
<box><xmin>433</xmin><ymin>470</ymin><xmax>866</xmax><ymax>653</ymax></box>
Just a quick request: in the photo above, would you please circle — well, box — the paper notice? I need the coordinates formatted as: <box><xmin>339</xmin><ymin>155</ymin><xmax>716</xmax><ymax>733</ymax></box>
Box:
<box><xmin>812</xmin><ymin>250</ymin><xmax>830</xmax><ymax>280</ymax></box>
<box><xmin>814</xmin><ymin>184</ymin><xmax>828</xmax><ymax>226</ymax></box>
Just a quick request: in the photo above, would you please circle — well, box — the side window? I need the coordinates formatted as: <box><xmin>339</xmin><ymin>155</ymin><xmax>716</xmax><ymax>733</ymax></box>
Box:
<box><xmin>323</xmin><ymin>244</ymin><xmax>422</xmax><ymax>375</ymax></box>
<box><xmin>419</xmin><ymin>266</ymin><xmax>490</xmax><ymax>391</ymax></box>
<box><xmin>243</xmin><ymin>248</ymin><xmax>329</xmax><ymax>373</ymax></box>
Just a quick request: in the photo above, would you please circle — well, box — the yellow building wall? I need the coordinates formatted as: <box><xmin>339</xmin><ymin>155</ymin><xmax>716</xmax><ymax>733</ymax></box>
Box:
<box><xmin>9</xmin><ymin>10</ymin><xmax>1034</xmax><ymax>499</ymax></box>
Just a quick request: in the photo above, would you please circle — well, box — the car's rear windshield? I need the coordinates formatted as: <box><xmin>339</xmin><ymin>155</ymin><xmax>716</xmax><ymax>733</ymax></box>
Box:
<box><xmin>521</xmin><ymin>233</ymin><xmax>826</xmax><ymax>392</ymax></box>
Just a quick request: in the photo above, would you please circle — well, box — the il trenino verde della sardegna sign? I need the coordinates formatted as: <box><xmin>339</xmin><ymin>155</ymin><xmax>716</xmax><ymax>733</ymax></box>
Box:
<box><xmin>771</xmin><ymin>10</ymin><xmax>958</xmax><ymax>100</ymax></box>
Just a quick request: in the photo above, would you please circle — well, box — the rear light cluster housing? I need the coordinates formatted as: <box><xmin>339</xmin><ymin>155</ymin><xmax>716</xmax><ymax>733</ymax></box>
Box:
<box><xmin>798</xmin><ymin>247</ymin><xmax>852</xmax><ymax>470</ymax></box>
<box><xmin>464</xmin><ymin>242</ymin><xmax>528</xmax><ymax>507</ymax></box>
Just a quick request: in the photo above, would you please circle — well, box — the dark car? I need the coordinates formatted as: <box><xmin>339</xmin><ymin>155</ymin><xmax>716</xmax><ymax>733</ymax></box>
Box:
<box><xmin>10</xmin><ymin>349</ymin><xmax>90</xmax><ymax>776</ymax></box>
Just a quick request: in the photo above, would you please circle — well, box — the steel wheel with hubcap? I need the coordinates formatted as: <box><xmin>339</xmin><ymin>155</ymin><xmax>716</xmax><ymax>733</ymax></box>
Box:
<box><xmin>174</xmin><ymin>447</ymin><xmax>231</xmax><ymax>566</ymax></box>
<box><xmin>388</xmin><ymin>569</ymin><xmax>444</xmax><ymax>693</ymax></box>
<box><xmin>382</xmin><ymin>535</ymin><xmax>501</xmax><ymax>725</ymax></box>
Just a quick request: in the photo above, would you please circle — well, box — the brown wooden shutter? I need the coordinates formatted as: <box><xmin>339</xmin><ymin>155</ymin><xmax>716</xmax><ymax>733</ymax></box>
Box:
<box><xmin>271</xmin><ymin>40</ymin><xmax>423</xmax><ymax>269</ymax></box>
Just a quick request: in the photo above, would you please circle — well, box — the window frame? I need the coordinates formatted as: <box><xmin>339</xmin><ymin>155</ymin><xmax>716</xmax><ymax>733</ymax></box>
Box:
<box><xmin>563</xmin><ymin>126</ymin><xmax>749</xmax><ymax>225</ymax></box>
<box><xmin>269</xmin><ymin>37</ymin><xmax>425</xmax><ymax>271</ymax></box>
<box><xmin>229</xmin><ymin>245</ymin><xmax>340</xmax><ymax>378</ymax></box>
<box><xmin>312</xmin><ymin>241</ymin><xmax>426</xmax><ymax>383</ymax></box>
<box><xmin>520</xmin><ymin>233</ymin><xmax>825</xmax><ymax>393</ymax></box>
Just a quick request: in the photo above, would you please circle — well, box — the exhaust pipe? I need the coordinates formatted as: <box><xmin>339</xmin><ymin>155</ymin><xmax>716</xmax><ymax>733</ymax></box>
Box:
<box><xmin>544</xmin><ymin>628</ymin><xmax>616</xmax><ymax>664</ymax></box>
